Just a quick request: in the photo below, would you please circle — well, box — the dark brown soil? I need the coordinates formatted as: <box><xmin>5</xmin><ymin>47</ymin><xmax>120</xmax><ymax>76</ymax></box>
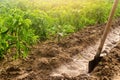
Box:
<box><xmin>0</xmin><ymin>18</ymin><xmax>120</xmax><ymax>80</ymax></box>
<box><xmin>92</xmin><ymin>42</ymin><xmax>120</xmax><ymax>80</ymax></box>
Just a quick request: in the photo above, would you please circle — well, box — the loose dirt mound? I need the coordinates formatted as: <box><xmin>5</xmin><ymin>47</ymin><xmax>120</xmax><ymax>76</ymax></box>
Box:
<box><xmin>92</xmin><ymin>43</ymin><xmax>120</xmax><ymax>80</ymax></box>
<box><xmin>0</xmin><ymin>18</ymin><xmax>120</xmax><ymax>80</ymax></box>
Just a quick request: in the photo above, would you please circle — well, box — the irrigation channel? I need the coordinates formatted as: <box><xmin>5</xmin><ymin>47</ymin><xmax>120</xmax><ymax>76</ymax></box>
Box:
<box><xmin>51</xmin><ymin>25</ymin><xmax>120</xmax><ymax>78</ymax></box>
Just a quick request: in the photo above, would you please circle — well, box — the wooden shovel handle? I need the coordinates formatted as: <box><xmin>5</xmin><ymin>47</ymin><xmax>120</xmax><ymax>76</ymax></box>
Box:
<box><xmin>95</xmin><ymin>0</ymin><xmax>119</xmax><ymax>58</ymax></box>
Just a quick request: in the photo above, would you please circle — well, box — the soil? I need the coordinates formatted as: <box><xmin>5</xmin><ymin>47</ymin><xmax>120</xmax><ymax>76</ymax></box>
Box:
<box><xmin>52</xmin><ymin>42</ymin><xmax>120</xmax><ymax>80</ymax></box>
<box><xmin>0</xmin><ymin>18</ymin><xmax>120</xmax><ymax>80</ymax></box>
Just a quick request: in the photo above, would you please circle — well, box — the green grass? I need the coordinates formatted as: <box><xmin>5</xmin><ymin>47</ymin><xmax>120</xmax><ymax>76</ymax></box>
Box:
<box><xmin>0</xmin><ymin>0</ymin><xmax>120</xmax><ymax>59</ymax></box>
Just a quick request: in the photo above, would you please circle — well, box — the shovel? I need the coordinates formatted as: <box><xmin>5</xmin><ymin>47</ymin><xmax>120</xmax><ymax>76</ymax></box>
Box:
<box><xmin>88</xmin><ymin>0</ymin><xmax>119</xmax><ymax>73</ymax></box>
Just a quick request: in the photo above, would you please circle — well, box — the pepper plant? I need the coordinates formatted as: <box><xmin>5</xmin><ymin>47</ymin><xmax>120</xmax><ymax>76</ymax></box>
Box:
<box><xmin>0</xmin><ymin>8</ymin><xmax>38</xmax><ymax>59</ymax></box>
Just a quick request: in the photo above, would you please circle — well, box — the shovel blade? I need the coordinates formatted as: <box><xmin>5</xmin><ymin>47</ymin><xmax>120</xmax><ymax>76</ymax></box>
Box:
<box><xmin>88</xmin><ymin>57</ymin><xmax>102</xmax><ymax>73</ymax></box>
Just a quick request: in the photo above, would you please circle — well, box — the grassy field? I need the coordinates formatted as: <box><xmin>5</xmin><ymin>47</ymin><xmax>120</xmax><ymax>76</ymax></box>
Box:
<box><xmin>0</xmin><ymin>0</ymin><xmax>120</xmax><ymax>58</ymax></box>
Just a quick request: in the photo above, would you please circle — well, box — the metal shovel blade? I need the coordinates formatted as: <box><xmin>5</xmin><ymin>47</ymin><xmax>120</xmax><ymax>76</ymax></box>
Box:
<box><xmin>88</xmin><ymin>57</ymin><xmax>102</xmax><ymax>73</ymax></box>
